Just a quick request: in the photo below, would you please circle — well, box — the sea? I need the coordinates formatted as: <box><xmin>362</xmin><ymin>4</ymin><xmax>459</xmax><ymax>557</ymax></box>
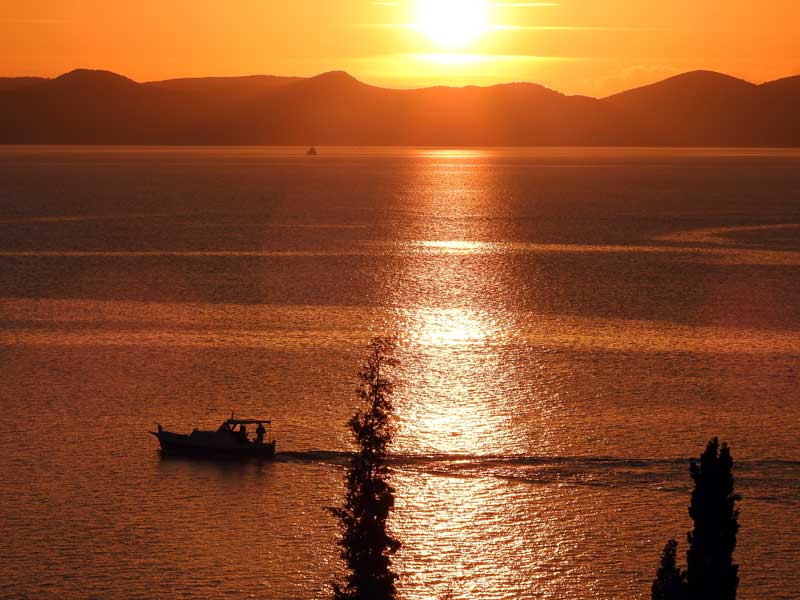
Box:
<box><xmin>0</xmin><ymin>146</ymin><xmax>798</xmax><ymax>600</ymax></box>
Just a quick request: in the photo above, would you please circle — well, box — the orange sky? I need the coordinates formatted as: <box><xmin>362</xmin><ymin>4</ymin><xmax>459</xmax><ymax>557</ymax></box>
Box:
<box><xmin>1</xmin><ymin>0</ymin><xmax>799</xmax><ymax>97</ymax></box>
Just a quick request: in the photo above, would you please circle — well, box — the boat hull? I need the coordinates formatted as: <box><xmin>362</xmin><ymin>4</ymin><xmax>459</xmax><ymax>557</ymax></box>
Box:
<box><xmin>151</xmin><ymin>430</ymin><xmax>276</xmax><ymax>459</ymax></box>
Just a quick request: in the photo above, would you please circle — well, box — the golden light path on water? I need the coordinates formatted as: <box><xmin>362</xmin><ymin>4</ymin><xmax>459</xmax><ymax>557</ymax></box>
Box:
<box><xmin>387</xmin><ymin>306</ymin><xmax>580</xmax><ymax>599</ymax></box>
<box><xmin>383</xmin><ymin>153</ymin><xmax>567</xmax><ymax>599</ymax></box>
<box><xmin>394</xmin><ymin>307</ymin><xmax>515</xmax><ymax>454</ymax></box>
<box><xmin>385</xmin><ymin>150</ymin><xmax>530</xmax><ymax>454</ymax></box>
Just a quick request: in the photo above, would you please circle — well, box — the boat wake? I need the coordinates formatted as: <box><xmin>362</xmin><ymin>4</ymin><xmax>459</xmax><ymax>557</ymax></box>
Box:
<box><xmin>275</xmin><ymin>451</ymin><xmax>800</xmax><ymax>502</ymax></box>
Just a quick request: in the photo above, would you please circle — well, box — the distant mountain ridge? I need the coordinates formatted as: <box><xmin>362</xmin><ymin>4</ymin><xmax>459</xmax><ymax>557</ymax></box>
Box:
<box><xmin>0</xmin><ymin>68</ymin><xmax>798</xmax><ymax>146</ymax></box>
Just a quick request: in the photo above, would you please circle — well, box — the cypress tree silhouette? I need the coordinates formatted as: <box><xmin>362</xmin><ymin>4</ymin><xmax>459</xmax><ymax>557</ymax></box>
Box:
<box><xmin>685</xmin><ymin>437</ymin><xmax>740</xmax><ymax>600</ymax></box>
<box><xmin>330</xmin><ymin>337</ymin><xmax>401</xmax><ymax>600</ymax></box>
<box><xmin>652</xmin><ymin>539</ymin><xmax>687</xmax><ymax>600</ymax></box>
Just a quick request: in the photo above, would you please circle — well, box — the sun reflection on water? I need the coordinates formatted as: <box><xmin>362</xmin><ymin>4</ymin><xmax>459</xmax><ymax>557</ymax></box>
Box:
<box><xmin>405</xmin><ymin>307</ymin><xmax>493</xmax><ymax>346</ymax></box>
<box><xmin>382</xmin><ymin>153</ymin><xmax>521</xmax><ymax>456</ymax></box>
<box><xmin>392</xmin><ymin>472</ymin><xmax>527</xmax><ymax>600</ymax></box>
<box><xmin>418</xmin><ymin>149</ymin><xmax>489</xmax><ymax>160</ymax></box>
<box><xmin>377</xmin><ymin>151</ymin><xmax>575</xmax><ymax>598</ymax></box>
<box><xmin>414</xmin><ymin>240</ymin><xmax>493</xmax><ymax>254</ymax></box>
<box><xmin>392</xmin><ymin>306</ymin><xmax>517</xmax><ymax>456</ymax></box>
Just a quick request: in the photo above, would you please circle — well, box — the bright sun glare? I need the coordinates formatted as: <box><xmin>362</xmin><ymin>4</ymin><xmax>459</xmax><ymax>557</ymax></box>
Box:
<box><xmin>417</xmin><ymin>0</ymin><xmax>490</xmax><ymax>49</ymax></box>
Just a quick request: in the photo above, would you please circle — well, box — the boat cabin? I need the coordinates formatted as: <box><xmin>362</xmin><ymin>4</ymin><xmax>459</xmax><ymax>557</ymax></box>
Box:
<box><xmin>219</xmin><ymin>418</ymin><xmax>274</xmax><ymax>446</ymax></box>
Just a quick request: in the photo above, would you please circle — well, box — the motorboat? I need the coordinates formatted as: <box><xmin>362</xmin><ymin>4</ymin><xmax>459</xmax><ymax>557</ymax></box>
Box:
<box><xmin>306</xmin><ymin>146</ymin><xmax>318</xmax><ymax>156</ymax></box>
<box><xmin>150</xmin><ymin>416</ymin><xmax>276</xmax><ymax>459</ymax></box>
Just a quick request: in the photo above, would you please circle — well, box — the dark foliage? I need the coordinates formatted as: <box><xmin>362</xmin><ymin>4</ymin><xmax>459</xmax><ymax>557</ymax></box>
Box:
<box><xmin>686</xmin><ymin>437</ymin><xmax>740</xmax><ymax>600</ymax></box>
<box><xmin>651</xmin><ymin>437</ymin><xmax>740</xmax><ymax>600</ymax></box>
<box><xmin>652</xmin><ymin>539</ymin><xmax>687</xmax><ymax>600</ymax></box>
<box><xmin>330</xmin><ymin>337</ymin><xmax>401</xmax><ymax>600</ymax></box>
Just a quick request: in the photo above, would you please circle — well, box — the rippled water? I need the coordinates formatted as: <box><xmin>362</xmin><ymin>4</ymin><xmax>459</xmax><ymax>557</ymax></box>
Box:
<box><xmin>0</xmin><ymin>146</ymin><xmax>799</xmax><ymax>600</ymax></box>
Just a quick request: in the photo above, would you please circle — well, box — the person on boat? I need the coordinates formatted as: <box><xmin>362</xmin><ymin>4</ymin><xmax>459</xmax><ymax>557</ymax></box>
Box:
<box><xmin>256</xmin><ymin>423</ymin><xmax>266</xmax><ymax>445</ymax></box>
<box><xmin>238</xmin><ymin>424</ymin><xmax>248</xmax><ymax>443</ymax></box>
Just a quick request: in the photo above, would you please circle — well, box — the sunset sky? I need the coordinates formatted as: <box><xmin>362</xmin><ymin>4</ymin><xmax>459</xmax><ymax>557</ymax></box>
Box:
<box><xmin>2</xmin><ymin>0</ymin><xmax>799</xmax><ymax>96</ymax></box>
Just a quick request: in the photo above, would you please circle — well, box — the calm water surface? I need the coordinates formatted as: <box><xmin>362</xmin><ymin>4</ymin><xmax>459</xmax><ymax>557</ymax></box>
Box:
<box><xmin>0</xmin><ymin>146</ymin><xmax>799</xmax><ymax>599</ymax></box>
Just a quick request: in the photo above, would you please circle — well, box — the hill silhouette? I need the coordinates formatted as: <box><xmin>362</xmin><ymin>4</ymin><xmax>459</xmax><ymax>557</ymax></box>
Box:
<box><xmin>0</xmin><ymin>68</ymin><xmax>797</xmax><ymax>146</ymax></box>
<box><xmin>0</xmin><ymin>77</ymin><xmax>48</xmax><ymax>91</ymax></box>
<box><xmin>146</xmin><ymin>74</ymin><xmax>300</xmax><ymax>93</ymax></box>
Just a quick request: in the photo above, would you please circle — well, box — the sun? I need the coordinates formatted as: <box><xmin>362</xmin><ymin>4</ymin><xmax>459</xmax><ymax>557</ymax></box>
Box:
<box><xmin>417</xmin><ymin>0</ymin><xmax>490</xmax><ymax>49</ymax></box>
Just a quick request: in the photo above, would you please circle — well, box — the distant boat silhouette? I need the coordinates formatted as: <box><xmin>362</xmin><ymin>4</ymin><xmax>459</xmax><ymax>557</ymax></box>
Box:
<box><xmin>150</xmin><ymin>416</ymin><xmax>276</xmax><ymax>459</ymax></box>
<box><xmin>306</xmin><ymin>146</ymin><xmax>318</xmax><ymax>156</ymax></box>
